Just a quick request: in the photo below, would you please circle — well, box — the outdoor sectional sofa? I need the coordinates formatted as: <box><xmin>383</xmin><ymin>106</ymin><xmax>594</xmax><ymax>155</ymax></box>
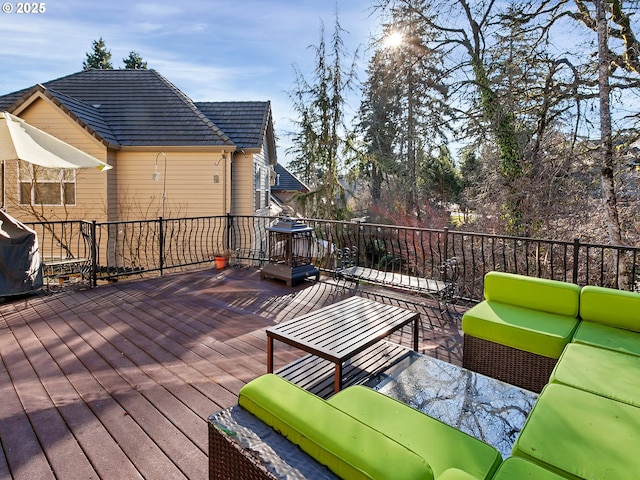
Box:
<box><xmin>209</xmin><ymin>272</ymin><xmax>640</xmax><ymax>479</ymax></box>
<box><xmin>461</xmin><ymin>272</ymin><xmax>640</xmax><ymax>479</ymax></box>
<box><xmin>209</xmin><ymin>374</ymin><xmax>574</xmax><ymax>479</ymax></box>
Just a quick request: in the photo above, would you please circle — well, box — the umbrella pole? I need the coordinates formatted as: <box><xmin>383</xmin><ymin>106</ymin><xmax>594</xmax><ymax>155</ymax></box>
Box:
<box><xmin>1</xmin><ymin>160</ymin><xmax>4</xmax><ymax>211</ymax></box>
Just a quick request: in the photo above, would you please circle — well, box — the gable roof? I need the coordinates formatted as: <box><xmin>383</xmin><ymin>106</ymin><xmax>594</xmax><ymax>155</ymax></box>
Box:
<box><xmin>272</xmin><ymin>163</ymin><xmax>308</xmax><ymax>192</ymax></box>
<box><xmin>195</xmin><ymin>101</ymin><xmax>274</xmax><ymax>152</ymax></box>
<box><xmin>0</xmin><ymin>69</ymin><xmax>235</xmax><ymax>149</ymax></box>
<box><xmin>48</xmin><ymin>87</ymin><xmax>120</xmax><ymax>146</ymax></box>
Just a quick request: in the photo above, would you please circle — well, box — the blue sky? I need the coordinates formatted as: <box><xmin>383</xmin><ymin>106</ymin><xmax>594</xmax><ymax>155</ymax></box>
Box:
<box><xmin>0</xmin><ymin>0</ymin><xmax>382</xmax><ymax>164</ymax></box>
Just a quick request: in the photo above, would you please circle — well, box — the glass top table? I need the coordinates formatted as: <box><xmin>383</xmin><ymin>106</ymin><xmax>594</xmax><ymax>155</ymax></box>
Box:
<box><xmin>363</xmin><ymin>352</ymin><xmax>539</xmax><ymax>458</ymax></box>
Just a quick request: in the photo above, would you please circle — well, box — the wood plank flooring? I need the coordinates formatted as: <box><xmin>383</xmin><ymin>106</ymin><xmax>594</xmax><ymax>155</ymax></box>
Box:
<box><xmin>0</xmin><ymin>266</ymin><xmax>463</xmax><ymax>480</ymax></box>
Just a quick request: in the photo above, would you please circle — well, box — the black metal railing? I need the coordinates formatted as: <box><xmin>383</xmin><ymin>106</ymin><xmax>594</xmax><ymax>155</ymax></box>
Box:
<box><xmin>26</xmin><ymin>216</ymin><xmax>640</xmax><ymax>299</ymax></box>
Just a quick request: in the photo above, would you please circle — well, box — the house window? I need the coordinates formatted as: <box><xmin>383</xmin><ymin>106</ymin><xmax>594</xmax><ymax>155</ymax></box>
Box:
<box><xmin>19</xmin><ymin>162</ymin><xmax>76</xmax><ymax>205</ymax></box>
<box><xmin>254</xmin><ymin>165</ymin><xmax>265</xmax><ymax>211</ymax></box>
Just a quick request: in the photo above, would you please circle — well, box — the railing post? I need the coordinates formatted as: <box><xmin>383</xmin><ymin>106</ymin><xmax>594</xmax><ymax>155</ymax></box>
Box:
<box><xmin>572</xmin><ymin>237</ymin><xmax>580</xmax><ymax>284</ymax></box>
<box><xmin>91</xmin><ymin>220</ymin><xmax>97</xmax><ymax>288</ymax></box>
<box><xmin>159</xmin><ymin>217</ymin><xmax>164</xmax><ymax>276</ymax></box>
<box><xmin>226</xmin><ymin>213</ymin><xmax>232</xmax><ymax>251</ymax></box>
<box><xmin>442</xmin><ymin>227</ymin><xmax>449</xmax><ymax>282</ymax></box>
<box><xmin>356</xmin><ymin>220</ymin><xmax>362</xmax><ymax>267</ymax></box>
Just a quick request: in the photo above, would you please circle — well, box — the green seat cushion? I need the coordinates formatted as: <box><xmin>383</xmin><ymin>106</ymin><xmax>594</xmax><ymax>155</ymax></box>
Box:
<box><xmin>437</xmin><ymin>469</ymin><xmax>484</xmax><ymax>480</ymax></box>
<box><xmin>238</xmin><ymin>374</ymin><xmax>433</xmax><ymax>480</ymax></box>
<box><xmin>462</xmin><ymin>301</ymin><xmax>579</xmax><ymax>358</ymax></box>
<box><xmin>580</xmin><ymin>285</ymin><xmax>640</xmax><ymax>332</ymax></box>
<box><xmin>512</xmin><ymin>383</ymin><xmax>640</xmax><ymax>480</ymax></box>
<box><xmin>483</xmin><ymin>272</ymin><xmax>581</xmax><ymax>316</ymax></box>
<box><xmin>550</xmin><ymin>343</ymin><xmax>640</xmax><ymax>407</ymax></box>
<box><xmin>572</xmin><ymin>321</ymin><xmax>640</xmax><ymax>357</ymax></box>
<box><xmin>328</xmin><ymin>386</ymin><xmax>501</xmax><ymax>480</ymax></box>
<box><xmin>492</xmin><ymin>457</ymin><xmax>570</xmax><ymax>480</ymax></box>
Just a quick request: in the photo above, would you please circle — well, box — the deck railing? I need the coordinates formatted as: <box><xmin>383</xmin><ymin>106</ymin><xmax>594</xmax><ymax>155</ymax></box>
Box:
<box><xmin>26</xmin><ymin>215</ymin><xmax>640</xmax><ymax>300</ymax></box>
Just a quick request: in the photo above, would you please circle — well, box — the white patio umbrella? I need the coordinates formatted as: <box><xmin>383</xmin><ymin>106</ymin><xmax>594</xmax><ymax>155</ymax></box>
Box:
<box><xmin>0</xmin><ymin>112</ymin><xmax>111</xmax><ymax>295</ymax></box>
<box><xmin>0</xmin><ymin>111</ymin><xmax>112</xmax><ymax>170</ymax></box>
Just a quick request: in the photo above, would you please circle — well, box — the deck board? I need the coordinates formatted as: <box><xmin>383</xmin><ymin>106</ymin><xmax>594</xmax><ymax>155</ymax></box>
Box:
<box><xmin>0</xmin><ymin>266</ymin><xmax>463</xmax><ymax>479</ymax></box>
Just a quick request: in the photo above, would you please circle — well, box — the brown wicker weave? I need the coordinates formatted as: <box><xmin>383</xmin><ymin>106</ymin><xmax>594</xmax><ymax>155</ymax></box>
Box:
<box><xmin>462</xmin><ymin>334</ymin><xmax>556</xmax><ymax>393</ymax></box>
<box><xmin>209</xmin><ymin>420</ymin><xmax>277</xmax><ymax>480</ymax></box>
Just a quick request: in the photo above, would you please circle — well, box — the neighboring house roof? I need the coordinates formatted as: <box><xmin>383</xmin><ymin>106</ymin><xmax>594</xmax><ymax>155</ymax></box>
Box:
<box><xmin>0</xmin><ymin>69</ymin><xmax>235</xmax><ymax>149</ymax></box>
<box><xmin>272</xmin><ymin>163</ymin><xmax>309</xmax><ymax>192</ymax></box>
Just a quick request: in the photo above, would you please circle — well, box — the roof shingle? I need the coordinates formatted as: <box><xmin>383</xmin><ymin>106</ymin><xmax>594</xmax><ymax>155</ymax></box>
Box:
<box><xmin>195</xmin><ymin>101</ymin><xmax>271</xmax><ymax>150</ymax></box>
<box><xmin>1</xmin><ymin>69</ymin><xmax>235</xmax><ymax>148</ymax></box>
<box><xmin>272</xmin><ymin>163</ymin><xmax>308</xmax><ymax>192</ymax></box>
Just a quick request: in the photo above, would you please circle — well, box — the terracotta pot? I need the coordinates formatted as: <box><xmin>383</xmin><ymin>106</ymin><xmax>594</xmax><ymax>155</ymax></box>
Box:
<box><xmin>215</xmin><ymin>256</ymin><xmax>228</xmax><ymax>269</ymax></box>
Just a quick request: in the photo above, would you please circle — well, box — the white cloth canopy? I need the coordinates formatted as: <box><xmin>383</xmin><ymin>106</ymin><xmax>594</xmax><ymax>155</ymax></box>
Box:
<box><xmin>0</xmin><ymin>111</ymin><xmax>112</xmax><ymax>170</ymax></box>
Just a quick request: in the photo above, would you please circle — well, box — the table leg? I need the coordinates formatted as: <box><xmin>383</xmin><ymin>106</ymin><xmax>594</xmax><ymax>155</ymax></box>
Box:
<box><xmin>413</xmin><ymin>315</ymin><xmax>419</xmax><ymax>351</ymax></box>
<box><xmin>334</xmin><ymin>363</ymin><xmax>343</xmax><ymax>393</ymax></box>
<box><xmin>267</xmin><ymin>336</ymin><xmax>274</xmax><ymax>373</ymax></box>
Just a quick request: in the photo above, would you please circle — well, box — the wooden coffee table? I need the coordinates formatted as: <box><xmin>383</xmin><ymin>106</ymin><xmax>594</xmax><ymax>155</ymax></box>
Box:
<box><xmin>266</xmin><ymin>296</ymin><xmax>419</xmax><ymax>393</ymax></box>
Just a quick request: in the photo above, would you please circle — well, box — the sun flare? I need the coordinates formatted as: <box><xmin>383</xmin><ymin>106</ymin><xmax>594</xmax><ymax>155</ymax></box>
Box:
<box><xmin>383</xmin><ymin>31</ymin><xmax>404</xmax><ymax>48</ymax></box>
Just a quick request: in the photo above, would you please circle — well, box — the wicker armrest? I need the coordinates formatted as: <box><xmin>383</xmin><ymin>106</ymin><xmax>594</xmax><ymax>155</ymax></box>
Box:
<box><xmin>209</xmin><ymin>406</ymin><xmax>339</xmax><ymax>480</ymax></box>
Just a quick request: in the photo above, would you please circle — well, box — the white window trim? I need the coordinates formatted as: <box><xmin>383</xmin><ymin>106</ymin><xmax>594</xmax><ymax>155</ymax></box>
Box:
<box><xmin>18</xmin><ymin>162</ymin><xmax>76</xmax><ymax>206</ymax></box>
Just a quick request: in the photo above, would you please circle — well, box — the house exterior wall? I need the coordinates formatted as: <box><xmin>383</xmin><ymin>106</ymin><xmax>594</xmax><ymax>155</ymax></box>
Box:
<box><xmin>4</xmin><ymin>97</ymin><xmax>110</xmax><ymax>222</ymax></box>
<box><xmin>113</xmin><ymin>149</ymin><xmax>229</xmax><ymax>220</ymax></box>
<box><xmin>255</xmin><ymin>138</ymin><xmax>271</xmax><ymax>216</ymax></box>
<box><xmin>231</xmin><ymin>134</ymin><xmax>275</xmax><ymax>216</ymax></box>
<box><xmin>2</xmin><ymin>93</ymin><xmax>278</xmax><ymax>224</ymax></box>
<box><xmin>231</xmin><ymin>151</ymin><xmax>254</xmax><ymax>216</ymax></box>
<box><xmin>106</xmin><ymin>149</ymin><xmax>118</xmax><ymax>221</ymax></box>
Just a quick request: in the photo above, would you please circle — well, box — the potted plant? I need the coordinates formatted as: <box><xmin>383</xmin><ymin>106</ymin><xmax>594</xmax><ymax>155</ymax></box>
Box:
<box><xmin>214</xmin><ymin>249</ymin><xmax>232</xmax><ymax>269</ymax></box>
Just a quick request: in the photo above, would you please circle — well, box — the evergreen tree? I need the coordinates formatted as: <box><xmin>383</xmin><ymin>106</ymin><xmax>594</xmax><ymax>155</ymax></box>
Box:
<box><xmin>423</xmin><ymin>145</ymin><xmax>461</xmax><ymax>207</ymax></box>
<box><xmin>358</xmin><ymin>0</ymin><xmax>449</xmax><ymax>219</ymax></box>
<box><xmin>458</xmin><ymin>147</ymin><xmax>481</xmax><ymax>218</ymax></box>
<box><xmin>123</xmin><ymin>51</ymin><xmax>148</xmax><ymax>70</ymax></box>
<box><xmin>83</xmin><ymin>37</ymin><xmax>113</xmax><ymax>70</ymax></box>
<box><xmin>287</xmin><ymin>13</ymin><xmax>358</xmax><ymax>220</ymax></box>
<box><xmin>357</xmin><ymin>47</ymin><xmax>402</xmax><ymax>203</ymax></box>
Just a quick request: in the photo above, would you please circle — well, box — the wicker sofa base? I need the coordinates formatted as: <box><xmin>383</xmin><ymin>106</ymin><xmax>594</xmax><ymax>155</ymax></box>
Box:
<box><xmin>462</xmin><ymin>334</ymin><xmax>557</xmax><ymax>393</ymax></box>
<box><xmin>209</xmin><ymin>406</ymin><xmax>339</xmax><ymax>480</ymax></box>
<box><xmin>209</xmin><ymin>420</ymin><xmax>277</xmax><ymax>480</ymax></box>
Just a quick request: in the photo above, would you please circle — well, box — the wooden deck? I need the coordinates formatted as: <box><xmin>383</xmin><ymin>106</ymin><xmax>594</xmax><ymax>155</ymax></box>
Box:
<box><xmin>0</xmin><ymin>266</ymin><xmax>464</xmax><ymax>480</ymax></box>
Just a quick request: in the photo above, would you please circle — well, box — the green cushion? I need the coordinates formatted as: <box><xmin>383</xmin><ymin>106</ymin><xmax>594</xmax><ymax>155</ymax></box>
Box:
<box><xmin>462</xmin><ymin>300</ymin><xmax>579</xmax><ymax>358</ymax></box>
<box><xmin>483</xmin><ymin>272</ymin><xmax>581</xmax><ymax>317</ymax></box>
<box><xmin>437</xmin><ymin>469</ymin><xmax>483</xmax><ymax>480</ymax></box>
<box><xmin>328</xmin><ymin>386</ymin><xmax>501</xmax><ymax>480</ymax></box>
<box><xmin>238</xmin><ymin>374</ymin><xmax>433</xmax><ymax>480</ymax></box>
<box><xmin>512</xmin><ymin>383</ymin><xmax>640</xmax><ymax>480</ymax></box>
<box><xmin>579</xmin><ymin>285</ymin><xmax>640</xmax><ymax>332</ymax></box>
<box><xmin>550</xmin><ymin>343</ymin><xmax>640</xmax><ymax>407</ymax></box>
<box><xmin>492</xmin><ymin>457</ymin><xmax>570</xmax><ymax>480</ymax></box>
<box><xmin>572</xmin><ymin>321</ymin><xmax>640</xmax><ymax>357</ymax></box>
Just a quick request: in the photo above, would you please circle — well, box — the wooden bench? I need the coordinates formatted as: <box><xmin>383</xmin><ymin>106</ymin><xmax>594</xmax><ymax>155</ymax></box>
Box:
<box><xmin>334</xmin><ymin>247</ymin><xmax>455</xmax><ymax>311</ymax></box>
<box><xmin>42</xmin><ymin>257</ymin><xmax>90</xmax><ymax>284</ymax></box>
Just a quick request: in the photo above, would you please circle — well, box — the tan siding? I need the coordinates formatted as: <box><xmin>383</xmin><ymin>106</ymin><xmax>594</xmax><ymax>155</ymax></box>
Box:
<box><xmin>3</xmin><ymin>94</ymin><xmax>272</xmax><ymax>222</ymax></box>
<box><xmin>254</xmin><ymin>145</ymin><xmax>270</xmax><ymax>215</ymax></box>
<box><xmin>5</xmin><ymin>98</ymin><xmax>110</xmax><ymax>222</ymax></box>
<box><xmin>231</xmin><ymin>152</ymin><xmax>254</xmax><ymax>215</ymax></box>
<box><xmin>115</xmin><ymin>150</ymin><xmax>226</xmax><ymax>219</ymax></box>
<box><xmin>106</xmin><ymin>150</ymin><xmax>118</xmax><ymax>221</ymax></box>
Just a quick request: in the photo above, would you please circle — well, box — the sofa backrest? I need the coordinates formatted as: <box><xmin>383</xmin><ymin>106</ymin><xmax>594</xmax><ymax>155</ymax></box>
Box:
<box><xmin>580</xmin><ymin>285</ymin><xmax>640</xmax><ymax>332</ymax></box>
<box><xmin>484</xmin><ymin>272</ymin><xmax>581</xmax><ymax>317</ymax></box>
